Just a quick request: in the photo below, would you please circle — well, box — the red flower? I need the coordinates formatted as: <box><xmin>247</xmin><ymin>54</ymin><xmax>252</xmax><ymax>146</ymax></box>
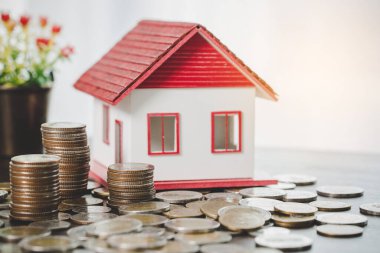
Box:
<box><xmin>20</xmin><ymin>15</ymin><xmax>30</xmax><ymax>27</ymax></box>
<box><xmin>1</xmin><ymin>13</ymin><xmax>10</xmax><ymax>23</ymax></box>
<box><xmin>60</xmin><ymin>46</ymin><xmax>74</xmax><ymax>58</ymax></box>
<box><xmin>36</xmin><ymin>37</ymin><xmax>50</xmax><ymax>49</ymax></box>
<box><xmin>39</xmin><ymin>16</ymin><xmax>48</xmax><ymax>28</ymax></box>
<box><xmin>51</xmin><ymin>25</ymin><xmax>61</xmax><ymax>34</ymax></box>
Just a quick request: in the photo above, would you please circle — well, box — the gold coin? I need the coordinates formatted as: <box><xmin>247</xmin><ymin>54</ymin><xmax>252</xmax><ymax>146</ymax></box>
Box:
<box><xmin>218</xmin><ymin>206</ymin><xmax>267</xmax><ymax>231</ymax></box>
<box><xmin>19</xmin><ymin>235</ymin><xmax>79</xmax><ymax>252</ymax></box>
<box><xmin>118</xmin><ymin>201</ymin><xmax>170</xmax><ymax>214</ymax></box>
<box><xmin>271</xmin><ymin>214</ymin><xmax>315</xmax><ymax>228</ymax></box>
<box><xmin>120</xmin><ymin>213</ymin><xmax>168</xmax><ymax>226</ymax></box>
<box><xmin>200</xmin><ymin>200</ymin><xmax>236</xmax><ymax>219</ymax></box>
<box><xmin>165</xmin><ymin>207</ymin><xmax>203</xmax><ymax>219</ymax></box>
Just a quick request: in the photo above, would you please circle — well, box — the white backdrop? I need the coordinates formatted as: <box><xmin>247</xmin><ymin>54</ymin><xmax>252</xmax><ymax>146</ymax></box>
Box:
<box><xmin>1</xmin><ymin>0</ymin><xmax>380</xmax><ymax>154</ymax></box>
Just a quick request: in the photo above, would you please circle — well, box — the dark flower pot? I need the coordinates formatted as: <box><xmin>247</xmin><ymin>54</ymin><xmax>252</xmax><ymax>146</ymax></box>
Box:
<box><xmin>0</xmin><ymin>86</ymin><xmax>50</xmax><ymax>181</ymax></box>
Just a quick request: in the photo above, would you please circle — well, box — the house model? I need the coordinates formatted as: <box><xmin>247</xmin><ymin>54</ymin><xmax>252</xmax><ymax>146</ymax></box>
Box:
<box><xmin>73</xmin><ymin>20</ymin><xmax>278</xmax><ymax>190</ymax></box>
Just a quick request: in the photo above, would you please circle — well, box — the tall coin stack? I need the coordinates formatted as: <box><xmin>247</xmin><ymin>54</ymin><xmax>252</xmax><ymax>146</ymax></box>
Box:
<box><xmin>41</xmin><ymin>122</ymin><xmax>90</xmax><ymax>199</ymax></box>
<box><xmin>9</xmin><ymin>154</ymin><xmax>61</xmax><ymax>221</ymax></box>
<box><xmin>107</xmin><ymin>163</ymin><xmax>155</xmax><ymax>207</ymax></box>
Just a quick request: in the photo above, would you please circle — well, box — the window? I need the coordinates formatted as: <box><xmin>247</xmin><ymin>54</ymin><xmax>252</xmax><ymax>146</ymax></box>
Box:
<box><xmin>102</xmin><ymin>105</ymin><xmax>109</xmax><ymax>144</ymax></box>
<box><xmin>115</xmin><ymin>120</ymin><xmax>123</xmax><ymax>163</ymax></box>
<box><xmin>147</xmin><ymin>113</ymin><xmax>180</xmax><ymax>155</ymax></box>
<box><xmin>212</xmin><ymin>111</ymin><xmax>242</xmax><ymax>153</ymax></box>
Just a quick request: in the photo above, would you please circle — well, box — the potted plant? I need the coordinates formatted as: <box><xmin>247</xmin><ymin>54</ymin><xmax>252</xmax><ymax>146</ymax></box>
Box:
<box><xmin>0</xmin><ymin>12</ymin><xmax>73</xmax><ymax>180</ymax></box>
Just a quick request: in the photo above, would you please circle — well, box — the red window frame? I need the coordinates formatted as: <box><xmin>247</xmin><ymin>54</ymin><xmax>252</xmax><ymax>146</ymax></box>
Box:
<box><xmin>102</xmin><ymin>104</ymin><xmax>110</xmax><ymax>144</ymax></box>
<box><xmin>211</xmin><ymin>111</ymin><xmax>242</xmax><ymax>153</ymax></box>
<box><xmin>147</xmin><ymin>113</ymin><xmax>180</xmax><ymax>155</ymax></box>
<box><xmin>115</xmin><ymin>119</ymin><xmax>123</xmax><ymax>163</ymax></box>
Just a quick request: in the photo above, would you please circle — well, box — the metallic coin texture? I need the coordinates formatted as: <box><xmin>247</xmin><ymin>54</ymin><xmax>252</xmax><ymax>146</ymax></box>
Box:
<box><xmin>62</xmin><ymin>197</ymin><xmax>103</xmax><ymax>207</ymax></box>
<box><xmin>70</xmin><ymin>212</ymin><xmax>117</xmax><ymax>225</ymax></box>
<box><xmin>204</xmin><ymin>192</ymin><xmax>242</xmax><ymax>203</ymax></box>
<box><xmin>0</xmin><ymin>226</ymin><xmax>51</xmax><ymax>243</ymax></box>
<box><xmin>316</xmin><ymin>224</ymin><xmax>364</xmax><ymax>237</ymax></box>
<box><xmin>239</xmin><ymin>187</ymin><xmax>286</xmax><ymax>200</ymax></box>
<box><xmin>86</xmin><ymin>217</ymin><xmax>142</xmax><ymax>239</ymax></box>
<box><xmin>218</xmin><ymin>205</ymin><xmax>271</xmax><ymax>222</ymax></box>
<box><xmin>309</xmin><ymin>200</ymin><xmax>351</xmax><ymax>212</ymax></box>
<box><xmin>274</xmin><ymin>202</ymin><xmax>318</xmax><ymax>216</ymax></box>
<box><xmin>119</xmin><ymin>201</ymin><xmax>170</xmax><ymax>214</ymax></box>
<box><xmin>185</xmin><ymin>200</ymin><xmax>208</xmax><ymax>211</ymax></box>
<box><xmin>283</xmin><ymin>190</ymin><xmax>317</xmax><ymax>203</ymax></box>
<box><xmin>120</xmin><ymin>213</ymin><xmax>169</xmax><ymax>226</ymax></box>
<box><xmin>200</xmin><ymin>199</ymin><xmax>236</xmax><ymax>219</ymax></box>
<box><xmin>249</xmin><ymin>227</ymin><xmax>290</xmax><ymax>237</ymax></box>
<box><xmin>218</xmin><ymin>206</ymin><xmax>267</xmax><ymax>231</ymax></box>
<box><xmin>175</xmin><ymin>231</ymin><xmax>232</xmax><ymax>245</ymax></box>
<box><xmin>271</xmin><ymin>214</ymin><xmax>315</xmax><ymax>228</ymax></box>
<box><xmin>67</xmin><ymin>225</ymin><xmax>91</xmax><ymax>241</ymax></box>
<box><xmin>239</xmin><ymin>197</ymin><xmax>283</xmax><ymax>212</ymax></box>
<box><xmin>165</xmin><ymin>218</ymin><xmax>220</xmax><ymax>233</ymax></box>
<box><xmin>0</xmin><ymin>190</ymin><xmax>8</xmax><ymax>201</ymax></box>
<box><xmin>156</xmin><ymin>191</ymin><xmax>203</xmax><ymax>204</ymax></box>
<box><xmin>92</xmin><ymin>188</ymin><xmax>109</xmax><ymax>199</ymax></box>
<box><xmin>165</xmin><ymin>207</ymin><xmax>203</xmax><ymax>218</ymax></box>
<box><xmin>360</xmin><ymin>203</ymin><xmax>380</xmax><ymax>216</ymax></box>
<box><xmin>316</xmin><ymin>185</ymin><xmax>364</xmax><ymax>198</ymax></box>
<box><xmin>19</xmin><ymin>235</ymin><xmax>79</xmax><ymax>252</ymax></box>
<box><xmin>255</xmin><ymin>234</ymin><xmax>313</xmax><ymax>251</ymax></box>
<box><xmin>267</xmin><ymin>182</ymin><xmax>296</xmax><ymax>190</ymax></box>
<box><xmin>316</xmin><ymin>213</ymin><xmax>368</xmax><ymax>226</ymax></box>
<box><xmin>72</xmin><ymin>206</ymin><xmax>111</xmax><ymax>213</ymax></box>
<box><xmin>107</xmin><ymin>233</ymin><xmax>167</xmax><ymax>250</ymax></box>
<box><xmin>29</xmin><ymin>220</ymin><xmax>71</xmax><ymax>231</ymax></box>
<box><xmin>274</xmin><ymin>174</ymin><xmax>317</xmax><ymax>186</ymax></box>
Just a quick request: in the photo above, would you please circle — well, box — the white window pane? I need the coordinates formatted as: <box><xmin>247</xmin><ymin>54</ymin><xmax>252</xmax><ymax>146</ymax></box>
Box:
<box><xmin>227</xmin><ymin>114</ymin><xmax>239</xmax><ymax>150</ymax></box>
<box><xmin>115</xmin><ymin>122</ymin><xmax>122</xmax><ymax>163</ymax></box>
<box><xmin>150</xmin><ymin>116</ymin><xmax>162</xmax><ymax>153</ymax></box>
<box><xmin>214</xmin><ymin>115</ymin><xmax>226</xmax><ymax>150</ymax></box>
<box><xmin>163</xmin><ymin>116</ymin><xmax>176</xmax><ymax>152</ymax></box>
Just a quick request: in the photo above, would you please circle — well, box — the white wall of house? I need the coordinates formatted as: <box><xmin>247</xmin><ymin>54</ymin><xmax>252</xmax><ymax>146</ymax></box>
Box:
<box><xmin>93</xmin><ymin>87</ymin><xmax>256</xmax><ymax>181</ymax></box>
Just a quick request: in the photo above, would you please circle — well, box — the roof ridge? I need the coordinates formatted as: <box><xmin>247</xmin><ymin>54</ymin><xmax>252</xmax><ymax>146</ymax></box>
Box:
<box><xmin>138</xmin><ymin>19</ymin><xmax>200</xmax><ymax>28</ymax></box>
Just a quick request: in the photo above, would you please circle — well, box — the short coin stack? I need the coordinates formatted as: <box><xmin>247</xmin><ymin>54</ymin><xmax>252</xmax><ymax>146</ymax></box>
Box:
<box><xmin>9</xmin><ymin>154</ymin><xmax>61</xmax><ymax>221</ymax></box>
<box><xmin>41</xmin><ymin>122</ymin><xmax>90</xmax><ymax>199</ymax></box>
<box><xmin>107</xmin><ymin>163</ymin><xmax>155</xmax><ymax>207</ymax></box>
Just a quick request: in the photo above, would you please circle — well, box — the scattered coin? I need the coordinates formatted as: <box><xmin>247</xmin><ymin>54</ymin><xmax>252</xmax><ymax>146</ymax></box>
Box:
<box><xmin>120</xmin><ymin>214</ymin><xmax>168</xmax><ymax>226</ymax></box>
<box><xmin>70</xmin><ymin>212</ymin><xmax>117</xmax><ymax>225</ymax></box>
<box><xmin>204</xmin><ymin>192</ymin><xmax>242</xmax><ymax>203</ymax></box>
<box><xmin>0</xmin><ymin>209</ymin><xmax>10</xmax><ymax>219</ymax></box>
<box><xmin>360</xmin><ymin>203</ymin><xmax>380</xmax><ymax>216</ymax></box>
<box><xmin>19</xmin><ymin>235</ymin><xmax>79</xmax><ymax>252</ymax></box>
<box><xmin>271</xmin><ymin>214</ymin><xmax>315</xmax><ymax>228</ymax></box>
<box><xmin>165</xmin><ymin>218</ymin><xmax>220</xmax><ymax>233</ymax></box>
<box><xmin>165</xmin><ymin>207</ymin><xmax>203</xmax><ymax>218</ymax></box>
<box><xmin>255</xmin><ymin>234</ymin><xmax>313</xmax><ymax>251</ymax></box>
<box><xmin>0</xmin><ymin>190</ymin><xmax>8</xmax><ymax>201</ymax></box>
<box><xmin>29</xmin><ymin>220</ymin><xmax>71</xmax><ymax>231</ymax></box>
<box><xmin>316</xmin><ymin>213</ymin><xmax>368</xmax><ymax>226</ymax></box>
<box><xmin>317</xmin><ymin>185</ymin><xmax>364</xmax><ymax>198</ymax></box>
<box><xmin>140</xmin><ymin>226</ymin><xmax>166</xmax><ymax>236</ymax></box>
<box><xmin>239</xmin><ymin>198</ymin><xmax>283</xmax><ymax>212</ymax></box>
<box><xmin>239</xmin><ymin>187</ymin><xmax>286</xmax><ymax>200</ymax></box>
<box><xmin>316</xmin><ymin>224</ymin><xmax>364</xmax><ymax>238</ymax></box>
<box><xmin>200</xmin><ymin>243</ymin><xmax>250</xmax><ymax>253</ymax></box>
<box><xmin>83</xmin><ymin>238</ymin><xmax>118</xmax><ymax>253</ymax></box>
<box><xmin>268</xmin><ymin>182</ymin><xmax>296</xmax><ymax>190</ymax></box>
<box><xmin>175</xmin><ymin>231</ymin><xmax>232</xmax><ymax>245</ymax></box>
<box><xmin>58</xmin><ymin>212</ymin><xmax>71</xmax><ymax>221</ymax></box>
<box><xmin>200</xmin><ymin>199</ymin><xmax>236</xmax><ymax>219</ymax></box>
<box><xmin>274</xmin><ymin>202</ymin><xmax>318</xmax><ymax>216</ymax></box>
<box><xmin>58</xmin><ymin>203</ymin><xmax>72</xmax><ymax>212</ymax></box>
<box><xmin>0</xmin><ymin>226</ymin><xmax>51</xmax><ymax>242</ymax></box>
<box><xmin>86</xmin><ymin>217</ymin><xmax>142</xmax><ymax>239</ymax></box>
<box><xmin>218</xmin><ymin>206</ymin><xmax>267</xmax><ymax>231</ymax></box>
<box><xmin>309</xmin><ymin>200</ymin><xmax>351</xmax><ymax>212</ymax></box>
<box><xmin>62</xmin><ymin>197</ymin><xmax>103</xmax><ymax>207</ymax></box>
<box><xmin>92</xmin><ymin>188</ymin><xmax>109</xmax><ymax>199</ymax></box>
<box><xmin>274</xmin><ymin>174</ymin><xmax>317</xmax><ymax>186</ymax></box>
<box><xmin>107</xmin><ymin>233</ymin><xmax>167</xmax><ymax>250</ymax></box>
<box><xmin>119</xmin><ymin>201</ymin><xmax>170</xmax><ymax>214</ymax></box>
<box><xmin>156</xmin><ymin>191</ymin><xmax>203</xmax><ymax>204</ymax></box>
<box><xmin>67</xmin><ymin>225</ymin><xmax>91</xmax><ymax>241</ymax></box>
<box><xmin>72</xmin><ymin>206</ymin><xmax>111</xmax><ymax>213</ymax></box>
<box><xmin>249</xmin><ymin>226</ymin><xmax>290</xmax><ymax>237</ymax></box>
<box><xmin>283</xmin><ymin>190</ymin><xmax>317</xmax><ymax>203</ymax></box>
<box><xmin>185</xmin><ymin>200</ymin><xmax>208</xmax><ymax>211</ymax></box>
<box><xmin>149</xmin><ymin>240</ymin><xmax>199</xmax><ymax>253</ymax></box>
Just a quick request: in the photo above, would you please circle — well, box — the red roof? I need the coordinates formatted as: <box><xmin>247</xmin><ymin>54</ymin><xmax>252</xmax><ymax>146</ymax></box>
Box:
<box><xmin>74</xmin><ymin>20</ymin><xmax>277</xmax><ymax>104</ymax></box>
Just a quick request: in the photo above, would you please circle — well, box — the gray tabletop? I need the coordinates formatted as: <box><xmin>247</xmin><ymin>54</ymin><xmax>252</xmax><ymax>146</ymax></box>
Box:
<box><xmin>232</xmin><ymin>148</ymin><xmax>380</xmax><ymax>253</ymax></box>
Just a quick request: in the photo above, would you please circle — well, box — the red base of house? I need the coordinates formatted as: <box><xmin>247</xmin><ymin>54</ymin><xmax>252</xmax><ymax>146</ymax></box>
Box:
<box><xmin>89</xmin><ymin>160</ymin><xmax>277</xmax><ymax>190</ymax></box>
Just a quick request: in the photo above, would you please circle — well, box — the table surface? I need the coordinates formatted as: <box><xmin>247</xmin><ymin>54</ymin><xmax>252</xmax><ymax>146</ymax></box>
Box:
<box><xmin>234</xmin><ymin>148</ymin><xmax>380</xmax><ymax>253</ymax></box>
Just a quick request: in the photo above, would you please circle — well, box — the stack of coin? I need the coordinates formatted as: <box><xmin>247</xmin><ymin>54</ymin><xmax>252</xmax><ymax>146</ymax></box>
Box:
<box><xmin>107</xmin><ymin>163</ymin><xmax>155</xmax><ymax>207</ymax></box>
<box><xmin>41</xmin><ymin>122</ymin><xmax>90</xmax><ymax>199</ymax></box>
<box><xmin>272</xmin><ymin>202</ymin><xmax>317</xmax><ymax>228</ymax></box>
<box><xmin>9</xmin><ymin>154</ymin><xmax>61</xmax><ymax>221</ymax></box>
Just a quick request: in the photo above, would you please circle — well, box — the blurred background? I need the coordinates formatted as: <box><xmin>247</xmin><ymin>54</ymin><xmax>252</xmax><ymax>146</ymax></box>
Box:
<box><xmin>1</xmin><ymin>0</ymin><xmax>380</xmax><ymax>154</ymax></box>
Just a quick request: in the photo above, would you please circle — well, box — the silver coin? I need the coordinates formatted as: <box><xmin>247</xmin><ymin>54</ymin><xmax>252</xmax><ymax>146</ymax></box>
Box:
<box><xmin>0</xmin><ymin>190</ymin><xmax>8</xmax><ymax>201</ymax></box>
<box><xmin>249</xmin><ymin>226</ymin><xmax>290</xmax><ymax>237</ymax></box>
<box><xmin>148</xmin><ymin>241</ymin><xmax>199</xmax><ymax>253</ymax></box>
<box><xmin>29</xmin><ymin>220</ymin><xmax>71</xmax><ymax>231</ymax></box>
<box><xmin>255</xmin><ymin>234</ymin><xmax>313</xmax><ymax>251</ymax></box>
<box><xmin>218</xmin><ymin>205</ymin><xmax>271</xmax><ymax>222</ymax></box>
<box><xmin>0</xmin><ymin>209</ymin><xmax>10</xmax><ymax>219</ymax></box>
<box><xmin>200</xmin><ymin>243</ymin><xmax>250</xmax><ymax>253</ymax></box>
<box><xmin>274</xmin><ymin>174</ymin><xmax>317</xmax><ymax>186</ymax></box>
<box><xmin>67</xmin><ymin>225</ymin><xmax>91</xmax><ymax>241</ymax></box>
<box><xmin>19</xmin><ymin>235</ymin><xmax>79</xmax><ymax>252</ymax></box>
<box><xmin>316</xmin><ymin>213</ymin><xmax>368</xmax><ymax>226</ymax></box>
<box><xmin>72</xmin><ymin>205</ymin><xmax>111</xmax><ymax>213</ymax></box>
<box><xmin>239</xmin><ymin>187</ymin><xmax>286</xmax><ymax>200</ymax></box>
<box><xmin>70</xmin><ymin>212</ymin><xmax>117</xmax><ymax>225</ymax></box>
<box><xmin>268</xmin><ymin>182</ymin><xmax>296</xmax><ymax>190</ymax></box>
<box><xmin>271</xmin><ymin>214</ymin><xmax>315</xmax><ymax>228</ymax></box>
<box><xmin>62</xmin><ymin>197</ymin><xmax>104</xmax><ymax>207</ymax></box>
<box><xmin>119</xmin><ymin>201</ymin><xmax>170</xmax><ymax>214</ymax></box>
<box><xmin>119</xmin><ymin>213</ymin><xmax>169</xmax><ymax>226</ymax></box>
<box><xmin>283</xmin><ymin>190</ymin><xmax>317</xmax><ymax>203</ymax></box>
<box><xmin>83</xmin><ymin>238</ymin><xmax>120</xmax><ymax>253</ymax></box>
<box><xmin>140</xmin><ymin>227</ymin><xmax>166</xmax><ymax>236</ymax></box>
<box><xmin>0</xmin><ymin>226</ymin><xmax>51</xmax><ymax>243</ymax></box>
<box><xmin>274</xmin><ymin>202</ymin><xmax>318</xmax><ymax>216</ymax></box>
<box><xmin>107</xmin><ymin>233</ymin><xmax>167</xmax><ymax>250</ymax></box>
<box><xmin>186</xmin><ymin>200</ymin><xmax>208</xmax><ymax>211</ymax></box>
<box><xmin>218</xmin><ymin>206</ymin><xmax>267</xmax><ymax>231</ymax></box>
<box><xmin>204</xmin><ymin>192</ymin><xmax>242</xmax><ymax>203</ymax></box>
<box><xmin>239</xmin><ymin>197</ymin><xmax>283</xmax><ymax>212</ymax></box>
<box><xmin>175</xmin><ymin>231</ymin><xmax>232</xmax><ymax>245</ymax></box>
<box><xmin>316</xmin><ymin>224</ymin><xmax>364</xmax><ymax>238</ymax></box>
<box><xmin>360</xmin><ymin>203</ymin><xmax>380</xmax><ymax>216</ymax></box>
<box><xmin>58</xmin><ymin>212</ymin><xmax>71</xmax><ymax>221</ymax></box>
<box><xmin>86</xmin><ymin>217</ymin><xmax>142</xmax><ymax>239</ymax></box>
<box><xmin>165</xmin><ymin>218</ymin><xmax>220</xmax><ymax>233</ymax></box>
<box><xmin>317</xmin><ymin>185</ymin><xmax>364</xmax><ymax>198</ymax></box>
<box><xmin>156</xmin><ymin>191</ymin><xmax>203</xmax><ymax>204</ymax></box>
<box><xmin>309</xmin><ymin>200</ymin><xmax>351</xmax><ymax>212</ymax></box>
